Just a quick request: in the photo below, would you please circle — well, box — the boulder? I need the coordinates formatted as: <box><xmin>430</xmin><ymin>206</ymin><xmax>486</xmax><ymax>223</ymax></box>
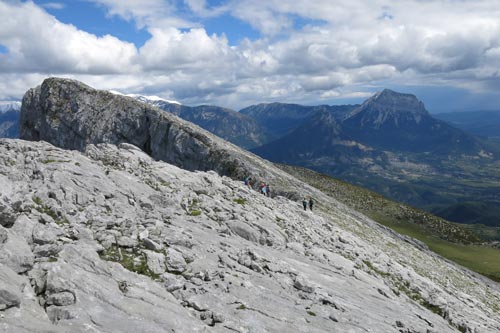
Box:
<box><xmin>0</xmin><ymin>228</ymin><xmax>34</xmax><ymax>273</ymax></box>
<box><xmin>0</xmin><ymin>263</ymin><xmax>22</xmax><ymax>310</ymax></box>
<box><xmin>165</xmin><ymin>248</ymin><xmax>187</xmax><ymax>273</ymax></box>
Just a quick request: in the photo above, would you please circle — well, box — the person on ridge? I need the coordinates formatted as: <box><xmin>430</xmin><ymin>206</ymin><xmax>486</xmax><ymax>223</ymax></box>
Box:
<box><xmin>309</xmin><ymin>197</ymin><xmax>314</xmax><ymax>211</ymax></box>
<box><xmin>259</xmin><ymin>182</ymin><xmax>266</xmax><ymax>195</ymax></box>
<box><xmin>302</xmin><ymin>198</ymin><xmax>307</xmax><ymax>210</ymax></box>
<box><xmin>244</xmin><ymin>176</ymin><xmax>252</xmax><ymax>190</ymax></box>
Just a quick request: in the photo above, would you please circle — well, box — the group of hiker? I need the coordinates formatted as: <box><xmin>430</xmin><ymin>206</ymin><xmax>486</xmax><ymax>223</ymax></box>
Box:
<box><xmin>302</xmin><ymin>196</ymin><xmax>314</xmax><ymax>211</ymax></box>
<box><xmin>244</xmin><ymin>176</ymin><xmax>314</xmax><ymax>210</ymax></box>
<box><xmin>244</xmin><ymin>176</ymin><xmax>271</xmax><ymax>197</ymax></box>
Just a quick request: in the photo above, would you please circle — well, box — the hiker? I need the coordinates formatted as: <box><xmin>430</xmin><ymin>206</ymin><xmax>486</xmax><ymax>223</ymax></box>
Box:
<box><xmin>302</xmin><ymin>198</ymin><xmax>307</xmax><ymax>210</ymax></box>
<box><xmin>309</xmin><ymin>197</ymin><xmax>314</xmax><ymax>211</ymax></box>
<box><xmin>265</xmin><ymin>184</ymin><xmax>270</xmax><ymax>197</ymax></box>
<box><xmin>244</xmin><ymin>176</ymin><xmax>252</xmax><ymax>190</ymax></box>
<box><xmin>259</xmin><ymin>182</ymin><xmax>266</xmax><ymax>195</ymax></box>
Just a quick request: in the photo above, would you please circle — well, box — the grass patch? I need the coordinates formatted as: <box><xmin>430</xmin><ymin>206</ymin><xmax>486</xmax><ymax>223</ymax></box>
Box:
<box><xmin>32</xmin><ymin>196</ymin><xmax>43</xmax><ymax>206</ymax></box>
<box><xmin>99</xmin><ymin>245</ymin><xmax>160</xmax><ymax>279</ymax></box>
<box><xmin>41</xmin><ymin>159</ymin><xmax>70</xmax><ymax>164</ymax></box>
<box><xmin>33</xmin><ymin>196</ymin><xmax>69</xmax><ymax>225</ymax></box>
<box><xmin>306</xmin><ymin>311</ymin><xmax>316</xmax><ymax>316</ymax></box>
<box><xmin>362</xmin><ymin>260</ymin><xmax>390</xmax><ymax>278</ymax></box>
<box><xmin>233</xmin><ymin>198</ymin><xmax>246</xmax><ymax>205</ymax></box>
<box><xmin>237</xmin><ymin>304</ymin><xmax>246</xmax><ymax>310</ymax></box>
<box><xmin>190</xmin><ymin>210</ymin><xmax>202</xmax><ymax>216</ymax></box>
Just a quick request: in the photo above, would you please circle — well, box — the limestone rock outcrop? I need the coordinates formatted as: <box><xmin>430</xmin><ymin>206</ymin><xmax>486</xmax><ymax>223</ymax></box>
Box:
<box><xmin>0</xmin><ymin>138</ymin><xmax>499</xmax><ymax>332</ymax></box>
<box><xmin>19</xmin><ymin>78</ymin><xmax>289</xmax><ymax>189</ymax></box>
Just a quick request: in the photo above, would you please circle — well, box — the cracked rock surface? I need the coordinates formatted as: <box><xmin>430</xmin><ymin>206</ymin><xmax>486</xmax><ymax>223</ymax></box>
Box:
<box><xmin>0</xmin><ymin>139</ymin><xmax>499</xmax><ymax>332</ymax></box>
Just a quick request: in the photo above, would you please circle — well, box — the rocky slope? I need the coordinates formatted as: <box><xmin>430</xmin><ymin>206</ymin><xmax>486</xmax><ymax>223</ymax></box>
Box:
<box><xmin>1</xmin><ymin>139</ymin><xmax>500</xmax><ymax>332</ymax></box>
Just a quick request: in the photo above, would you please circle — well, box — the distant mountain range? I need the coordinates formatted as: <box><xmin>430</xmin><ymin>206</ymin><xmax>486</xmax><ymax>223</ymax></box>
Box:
<box><xmin>240</xmin><ymin>103</ymin><xmax>357</xmax><ymax>140</ymax></box>
<box><xmin>249</xmin><ymin>90</ymin><xmax>500</xmax><ymax>227</ymax></box>
<box><xmin>0</xmin><ymin>101</ymin><xmax>21</xmax><ymax>138</ymax></box>
<box><xmin>434</xmin><ymin>110</ymin><xmax>500</xmax><ymax>140</ymax></box>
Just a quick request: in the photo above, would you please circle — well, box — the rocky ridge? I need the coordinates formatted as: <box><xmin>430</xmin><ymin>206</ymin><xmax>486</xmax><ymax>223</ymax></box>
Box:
<box><xmin>19</xmin><ymin>78</ymin><xmax>298</xmax><ymax>197</ymax></box>
<box><xmin>1</xmin><ymin>139</ymin><xmax>499</xmax><ymax>332</ymax></box>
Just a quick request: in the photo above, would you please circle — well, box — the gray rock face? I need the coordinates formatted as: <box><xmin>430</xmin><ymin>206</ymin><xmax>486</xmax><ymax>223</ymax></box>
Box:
<box><xmin>0</xmin><ymin>138</ymin><xmax>499</xmax><ymax>332</ymax></box>
<box><xmin>0</xmin><ymin>263</ymin><xmax>22</xmax><ymax>310</ymax></box>
<box><xmin>20</xmin><ymin>78</ymin><xmax>245</xmax><ymax>177</ymax></box>
<box><xmin>0</xmin><ymin>226</ymin><xmax>34</xmax><ymax>273</ymax></box>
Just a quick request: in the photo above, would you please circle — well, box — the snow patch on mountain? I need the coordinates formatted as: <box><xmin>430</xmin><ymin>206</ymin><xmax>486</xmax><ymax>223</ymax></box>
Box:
<box><xmin>0</xmin><ymin>101</ymin><xmax>21</xmax><ymax>113</ymax></box>
<box><xmin>109</xmin><ymin>90</ymin><xmax>181</xmax><ymax>105</ymax></box>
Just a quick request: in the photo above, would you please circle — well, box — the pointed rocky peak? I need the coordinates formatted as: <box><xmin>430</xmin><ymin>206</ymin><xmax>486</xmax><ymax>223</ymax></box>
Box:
<box><xmin>369</xmin><ymin>89</ymin><xmax>427</xmax><ymax>114</ymax></box>
<box><xmin>346</xmin><ymin>89</ymin><xmax>430</xmax><ymax>128</ymax></box>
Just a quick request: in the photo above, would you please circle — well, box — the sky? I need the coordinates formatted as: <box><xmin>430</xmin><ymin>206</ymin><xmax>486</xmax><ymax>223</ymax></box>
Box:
<box><xmin>1</xmin><ymin>0</ymin><xmax>500</xmax><ymax>112</ymax></box>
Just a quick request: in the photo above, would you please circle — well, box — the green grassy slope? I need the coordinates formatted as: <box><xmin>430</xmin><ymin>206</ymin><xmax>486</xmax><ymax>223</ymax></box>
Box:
<box><xmin>277</xmin><ymin>163</ymin><xmax>500</xmax><ymax>282</ymax></box>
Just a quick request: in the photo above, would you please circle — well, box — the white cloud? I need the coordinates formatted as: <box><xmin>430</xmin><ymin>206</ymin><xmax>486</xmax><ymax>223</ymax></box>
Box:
<box><xmin>0</xmin><ymin>1</ymin><xmax>138</xmax><ymax>74</ymax></box>
<box><xmin>3</xmin><ymin>0</ymin><xmax>500</xmax><ymax>110</ymax></box>
<box><xmin>139</xmin><ymin>28</ymin><xmax>234</xmax><ymax>70</ymax></box>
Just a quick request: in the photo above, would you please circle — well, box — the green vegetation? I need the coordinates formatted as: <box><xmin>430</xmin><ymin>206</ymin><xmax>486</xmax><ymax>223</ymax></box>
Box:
<box><xmin>32</xmin><ymin>195</ymin><xmax>42</xmax><ymax>206</ymax></box>
<box><xmin>233</xmin><ymin>198</ymin><xmax>246</xmax><ymax>205</ymax></box>
<box><xmin>32</xmin><ymin>196</ymin><xmax>69</xmax><ymax>225</ymax></box>
<box><xmin>185</xmin><ymin>198</ymin><xmax>203</xmax><ymax>216</ymax></box>
<box><xmin>41</xmin><ymin>158</ymin><xmax>70</xmax><ymax>164</ymax></box>
<box><xmin>462</xmin><ymin>224</ymin><xmax>500</xmax><ymax>242</ymax></box>
<box><xmin>379</xmin><ymin>215</ymin><xmax>500</xmax><ymax>282</ymax></box>
<box><xmin>306</xmin><ymin>311</ymin><xmax>316</xmax><ymax>316</ymax></box>
<box><xmin>392</xmin><ymin>276</ymin><xmax>445</xmax><ymax>316</ymax></box>
<box><xmin>278</xmin><ymin>164</ymin><xmax>500</xmax><ymax>282</ymax></box>
<box><xmin>99</xmin><ymin>245</ymin><xmax>160</xmax><ymax>279</ymax></box>
<box><xmin>190</xmin><ymin>210</ymin><xmax>202</xmax><ymax>216</ymax></box>
<box><xmin>237</xmin><ymin>304</ymin><xmax>246</xmax><ymax>310</ymax></box>
<box><xmin>362</xmin><ymin>260</ymin><xmax>390</xmax><ymax>278</ymax></box>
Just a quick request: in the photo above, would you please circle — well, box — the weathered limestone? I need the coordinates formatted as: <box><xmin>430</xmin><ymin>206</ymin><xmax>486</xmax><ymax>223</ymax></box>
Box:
<box><xmin>0</xmin><ymin>264</ymin><xmax>22</xmax><ymax>310</ymax></box>
<box><xmin>0</xmin><ymin>227</ymin><xmax>34</xmax><ymax>273</ymax></box>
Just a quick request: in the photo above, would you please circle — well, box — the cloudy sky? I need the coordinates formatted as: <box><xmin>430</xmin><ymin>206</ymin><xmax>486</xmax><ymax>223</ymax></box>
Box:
<box><xmin>1</xmin><ymin>0</ymin><xmax>500</xmax><ymax>112</ymax></box>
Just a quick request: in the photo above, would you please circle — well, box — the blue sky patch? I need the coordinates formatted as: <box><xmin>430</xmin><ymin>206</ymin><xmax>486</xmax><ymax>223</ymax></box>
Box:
<box><xmin>203</xmin><ymin>13</ymin><xmax>260</xmax><ymax>45</ymax></box>
<box><xmin>291</xmin><ymin>15</ymin><xmax>327</xmax><ymax>31</ymax></box>
<box><xmin>0</xmin><ymin>44</ymin><xmax>8</xmax><ymax>54</ymax></box>
<box><xmin>35</xmin><ymin>0</ymin><xmax>151</xmax><ymax>48</ymax></box>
